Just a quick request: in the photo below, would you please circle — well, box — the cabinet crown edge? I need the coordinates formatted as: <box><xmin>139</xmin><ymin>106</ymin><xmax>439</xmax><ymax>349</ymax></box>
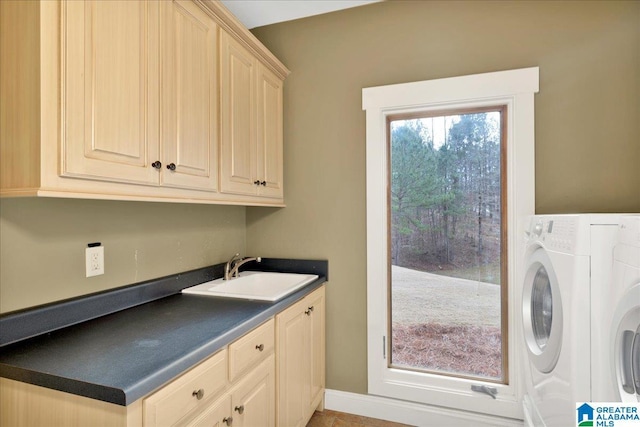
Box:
<box><xmin>196</xmin><ymin>0</ymin><xmax>290</xmax><ymax>80</ymax></box>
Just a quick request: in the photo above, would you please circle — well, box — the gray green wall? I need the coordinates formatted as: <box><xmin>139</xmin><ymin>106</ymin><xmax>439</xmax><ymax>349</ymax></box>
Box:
<box><xmin>247</xmin><ymin>0</ymin><xmax>640</xmax><ymax>394</ymax></box>
<box><xmin>0</xmin><ymin>198</ymin><xmax>245</xmax><ymax>312</ymax></box>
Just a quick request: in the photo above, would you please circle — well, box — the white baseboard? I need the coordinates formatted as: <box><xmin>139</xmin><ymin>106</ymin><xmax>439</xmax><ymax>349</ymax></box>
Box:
<box><xmin>323</xmin><ymin>389</ymin><xmax>524</xmax><ymax>427</ymax></box>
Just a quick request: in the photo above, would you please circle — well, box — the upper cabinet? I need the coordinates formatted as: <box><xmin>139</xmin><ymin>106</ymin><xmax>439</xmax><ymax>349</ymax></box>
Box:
<box><xmin>0</xmin><ymin>0</ymin><xmax>289</xmax><ymax>206</ymax></box>
<box><xmin>62</xmin><ymin>0</ymin><xmax>162</xmax><ymax>186</ymax></box>
<box><xmin>220</xmin><ymin>32</ymin><xmax>284</xmax><ymax>199</ymax></box>
<box><xmin>256</xmin><ymin>63</ymin><xmax>284</xmax><ymax>199</ymax></box>
<box><xmin>160</xmin><ymin>0</ymin><xmax>219</xmax><ymax>192</ymax></box>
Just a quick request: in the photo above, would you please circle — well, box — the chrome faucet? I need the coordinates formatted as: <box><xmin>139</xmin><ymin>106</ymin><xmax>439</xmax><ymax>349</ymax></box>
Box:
<box><xmin>224</xmin><ymin>253</ymin><xmax>261</xmax><ymax>280</ymax></box>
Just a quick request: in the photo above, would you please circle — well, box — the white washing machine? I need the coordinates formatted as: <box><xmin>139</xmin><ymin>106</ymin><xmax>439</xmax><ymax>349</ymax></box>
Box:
<box><xmin>521</xmin><ymin>214</ymin><xmax>621</xmax><ymax>427</ymax></box>
<box><xmin>592</xmin><ymin>215</ymin><xmax>640</xmax><ymax>403</ymax></box>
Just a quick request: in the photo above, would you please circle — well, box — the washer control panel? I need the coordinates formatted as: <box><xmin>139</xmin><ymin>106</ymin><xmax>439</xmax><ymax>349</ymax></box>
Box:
<box><xmin>529</xmin><ymin>216</ymin><xmax>578</xmax><ymax>253</ymax></box>
<box><xmin>615</xmin><ymin>216</ymin><xmax>640</xmax><ymax>268</ymax></box>
<box><xmin>618</xmin><ymin>215</ymin><xmax>640</xmax><ymax>248</ymax></box>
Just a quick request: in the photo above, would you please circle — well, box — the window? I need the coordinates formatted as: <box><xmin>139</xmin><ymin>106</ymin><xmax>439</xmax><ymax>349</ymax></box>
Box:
<box><xmin>388</xmin><ymin>107</ymin><xmax>507</xmax><ymax>383</ymax></box>
<box><xmin>363</xmin><ymin>68</ymin><xmax>538</xmax><ymax>419</ymax></box>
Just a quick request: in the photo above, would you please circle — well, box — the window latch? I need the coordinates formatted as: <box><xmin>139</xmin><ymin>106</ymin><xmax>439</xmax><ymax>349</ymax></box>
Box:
<box><xmin>471</xmin><ymin>384</ymin><xmax>498</xmax><ymax>399</ymax></box>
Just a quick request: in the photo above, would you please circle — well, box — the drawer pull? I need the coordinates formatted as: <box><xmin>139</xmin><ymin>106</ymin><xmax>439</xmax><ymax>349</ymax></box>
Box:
<box><xmin>255</xmin><ymin>344</ymin><xmax>264</xmax><ymax>352</ymax></box>
<box><xmin>234</xmin><ymin>405</ymin><xmax>245</xmax><ymax>414</ymax></box>
<box><xmin>223</xmin><ymin>416</ymin><xmax>233</xmax><ymax>426</ymax></box>
<box><xmin>192</xmin><ymin>388</ymin><xmax>204</xmax><ymax>400</ymax></box>
<box><xmin>305</xmin><ymin>306</ymin><xmax>314</xmax><ymax>316</ymax></box>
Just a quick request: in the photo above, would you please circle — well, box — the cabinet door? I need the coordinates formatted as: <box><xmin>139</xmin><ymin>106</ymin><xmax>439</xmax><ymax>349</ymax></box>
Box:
<box><xmin>305</xmin><ymin>287</ymin><xmax>326</xmax><ymax>419</ymax></box>
<box><xmin>276</xmin><ymin>287</ymin><xmax>326</xmax><ymax>426</ymax></box>
<box><xmin>276</xmin><ymin>297</ymin><xmax>310</xmax><ymax>427</ymax></box>
<box><xmin>220</xmin><ymin>30</ymin><xmax>257</xmax><ymax>196</ymax></box>
<box><xmin>255</xmin><ymin>64</ymin><xmax>284</xmax><ymax>199</ymax></box>
<box><xmin>160</xmin><ymin>0</ymin><xmax>218</xmax><ymax>192</ymax></box>
<box><xmin>232</xmin><ymin>355</ymin><xmax>275</xmax><ymax>427</ymax></box>
<box><xmin>186</xmin><ymin>395</ymin><xmax>232</xmax><ymax>427</ymax></box>
<box><xmin>63</xmin><ymin>0</ymin><xmax>160</xmax><ymax>185</ymax></box>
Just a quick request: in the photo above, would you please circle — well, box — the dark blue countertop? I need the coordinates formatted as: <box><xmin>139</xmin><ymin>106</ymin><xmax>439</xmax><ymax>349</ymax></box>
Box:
<box><xmin>0</xmin><ymin>259</ymin><xmax>327</xmax><ymax>406</ymax></box>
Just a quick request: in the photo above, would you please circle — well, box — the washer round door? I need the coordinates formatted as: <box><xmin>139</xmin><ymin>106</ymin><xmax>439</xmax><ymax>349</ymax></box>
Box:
<box><xmin>522</xmin><ymin>247</ymin><xmax>563</xmax><ymax>373</ymax></box>
<box><xmin>612</xmin><ymin>282</ymin><xmax>640</xmax><ymax>402</ymax></box>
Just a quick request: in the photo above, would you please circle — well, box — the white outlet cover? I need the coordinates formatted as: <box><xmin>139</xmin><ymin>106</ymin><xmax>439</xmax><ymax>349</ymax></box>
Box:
<box><xmin>86</xmin><ymin>246</ymin><xmax>104</xmax><ymax>277</ymax></box>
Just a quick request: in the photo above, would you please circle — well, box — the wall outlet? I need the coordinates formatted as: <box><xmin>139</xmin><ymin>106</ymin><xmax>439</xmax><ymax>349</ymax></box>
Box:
<box><xmin>86</xmin><ymin>246</ymin><xmax>104</xmax><ymax>277</ymax></box>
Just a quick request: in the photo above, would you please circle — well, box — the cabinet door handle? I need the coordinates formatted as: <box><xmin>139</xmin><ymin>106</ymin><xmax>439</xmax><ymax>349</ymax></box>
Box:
<box><xmin>234</xmin><ymin>405</ymin><xmax>245</xmax><ymax>414</ymax></box>
<box><xmin>253</xmin><ymin>180</ymin><xmax>261</xmax><ymax>185</ymax></box>
<box><xmin>166</xmin><ymin>163</ymin><xmax>176</xmax><ymax>171</ymax></box>
<box><xmin>192</xmin><ymin>388</ymin><xmax>204</xmax><ymax>400</ymax></box>
<box><xmin>255</xmin><ymin>343</ymin><xmax>264</xmax><ymax>351</ymax></box>
<box><xmin>305</xmin><ymin>306</ymin><xmax>314</xmax><ymax>315</ymax></box>
<box><xmin>151</xmin><ymin>161</ymin><xmax>162</xmax><ymax>169</ymax></box>
<box><xmin>223</xmin><ymin>416</ymin><xmax>233</xmax><ymax>426</ymax></box>
<box><xmin>260</xmin><ymin>181</ymin><xmax>266</xmax><ymax>186</ymax></box>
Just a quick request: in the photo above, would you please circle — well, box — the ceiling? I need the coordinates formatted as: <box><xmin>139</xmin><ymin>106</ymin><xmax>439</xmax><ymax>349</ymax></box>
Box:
<box><xmin>220</xmin><ymin>0</ymin><xmax>381</xmax><ymax>29</ymax></box>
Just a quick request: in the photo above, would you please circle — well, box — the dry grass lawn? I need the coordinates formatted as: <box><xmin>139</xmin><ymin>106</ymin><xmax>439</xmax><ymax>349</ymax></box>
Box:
<box><xmin>390</xmin><ymin>266</ymin><xmax>502</xmax><ymax>379</ymax></box>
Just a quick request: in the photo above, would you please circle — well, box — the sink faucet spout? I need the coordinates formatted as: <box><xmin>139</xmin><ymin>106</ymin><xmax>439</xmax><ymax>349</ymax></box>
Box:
<box><xmin>224</xmin><ymin>254</ymin><xmax>261</xmax><ymax>280</ymax></box>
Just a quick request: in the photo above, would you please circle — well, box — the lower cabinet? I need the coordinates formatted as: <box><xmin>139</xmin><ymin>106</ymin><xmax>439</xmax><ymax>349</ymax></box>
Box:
<box><xmin>187</xmin><ymin>395</ymin><xmax>232</xmax><ymax>427</ymax></box>
<box><xmin>143</xmin><ymin>319</ymin><xmax>275</xmax><ymax>427</ymax></box>
<box><xmin>187</xmin><ymin>355</ymin><xmax>274</xmax><ymax>427</ymax></box>
<box><xmin>229</xmin><ymin>355</ymin><xmax>275</xmax><ymax>427</ymax></box>
<box><xmin>0</xmin><ymin>286</ymin><xmax>325</xmax><ymax>427</ymax></box>
<box><xmin>276</xmin><ymin>286</ymin><xmax>326</xmax><ymax>427</ymax></box>
<box><xmin>143</xmin><ymin>349</ymin><xmax>229</xmax><ymax>426</ymax></box>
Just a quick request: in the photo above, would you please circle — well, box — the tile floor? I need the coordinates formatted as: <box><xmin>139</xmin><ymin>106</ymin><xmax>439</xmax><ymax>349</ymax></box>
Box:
<box><xmin>306</xmin><ymin>410</ymin><xmax>413</xmax><ymax>427</ymax></box>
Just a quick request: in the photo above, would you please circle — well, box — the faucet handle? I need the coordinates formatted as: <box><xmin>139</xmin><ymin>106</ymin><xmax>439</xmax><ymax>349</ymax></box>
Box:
<box><xmin>228</xmin><ymin>253</ymin><xmax>243</xmax><ymax>269</ymax></box>
<box><xmin>224</xmin><ymin>254</ymin><xmax>243</xmax><ymax>281</ymax></box>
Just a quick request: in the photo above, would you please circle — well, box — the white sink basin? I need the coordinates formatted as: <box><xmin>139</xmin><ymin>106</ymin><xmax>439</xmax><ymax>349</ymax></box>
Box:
<box><xmin>182</xmin><ymin>271</ymin><xmax>319</xmax><ymax>302</ymax></box>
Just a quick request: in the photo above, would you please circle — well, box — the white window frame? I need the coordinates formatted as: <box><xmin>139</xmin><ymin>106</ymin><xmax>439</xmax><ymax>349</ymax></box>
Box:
<box><xmin>363</xmin><ymin>67</ymin><xmax>538</xmax><ymax>419</ymax></box>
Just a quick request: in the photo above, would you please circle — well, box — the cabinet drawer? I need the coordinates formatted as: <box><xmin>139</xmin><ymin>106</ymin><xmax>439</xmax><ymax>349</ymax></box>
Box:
<box><xmin>143</xmin><ymin>349</ymin><xmax>228</xmax><ymax>427</ymax></box>
<box><xmin>229</xmin><ymin>319</ymin><xmax>274</xmax><ymax>382</ymax></box>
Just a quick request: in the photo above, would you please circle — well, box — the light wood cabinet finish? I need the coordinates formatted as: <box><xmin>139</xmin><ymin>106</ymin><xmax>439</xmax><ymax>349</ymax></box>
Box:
<box><xmin>185</xmin><ymin>394</ymin><xmax>231</xmax><ymax>427</ymax></box>
<box><xmin>187</xmin><ymin>354</ymin><xmax>275</xmax><ymax>427</ymax></box>
<box><xmin>64</xmin><ymin>0</ymin><xmax>218</xmax><ymax>192</ymax></box>
<box><xmin>220</xmin><ymin>31</ymin><xmax>284</xmax><ymax>199</ymax></box>
<box><xmin>160</xmin><ymin>0</ymin><xmax>218</xmax><ymax>192</ymax></box>
<box><xmin>0</xmin><ymin>0</ymin><xmax>288</xmax><ymax>206</ymax></box>
<box><xmin>0</xmin><ymin>377</ymin><xmax>143</xmax><ymax>427</ymax></box>
<box><xmin>0</xmin><ymin>0</ymin><xmax>45</xmax><ymax>193</ymax></box>
<box><xmin>143</xmin><ymin>349</ymin><xmax>228</xmax><ymax>427</ymax></box>
<box><xmin>256</xmin><ymin>63</ymin><xmax>285</xmax><ymax>199</ymax></box>
<box><xmin>307</xmin><ymin>289</ymin><xmax>326</xmax><ymax>411</ymax></box>
<box><xmin>220</xmin><ymin>31</ymin><xmax>256</xmax><ymax>196</ymax></box>
<box><xmin>276</xmin><ymin>286</ymin><xmax>326</xmax><ymax>427</ymax></box>
<box><xmin>230</xmin><ymin>354</ymin><xmax>275</xmax><ymax>427</ymax></box>
<box><xmin>62</xmin><ymin>0</ymin><xmax>160</xmax><ymax>186</ymax></box>
<box><xmin>142</xmin><ymin>319</ymin><xmax>274</xmax><ymax>427</ymax></box>
<box><xmin>228</xmin><ymin>317</ymin><xmax>275</xmax><ymax>382</ymax></box>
